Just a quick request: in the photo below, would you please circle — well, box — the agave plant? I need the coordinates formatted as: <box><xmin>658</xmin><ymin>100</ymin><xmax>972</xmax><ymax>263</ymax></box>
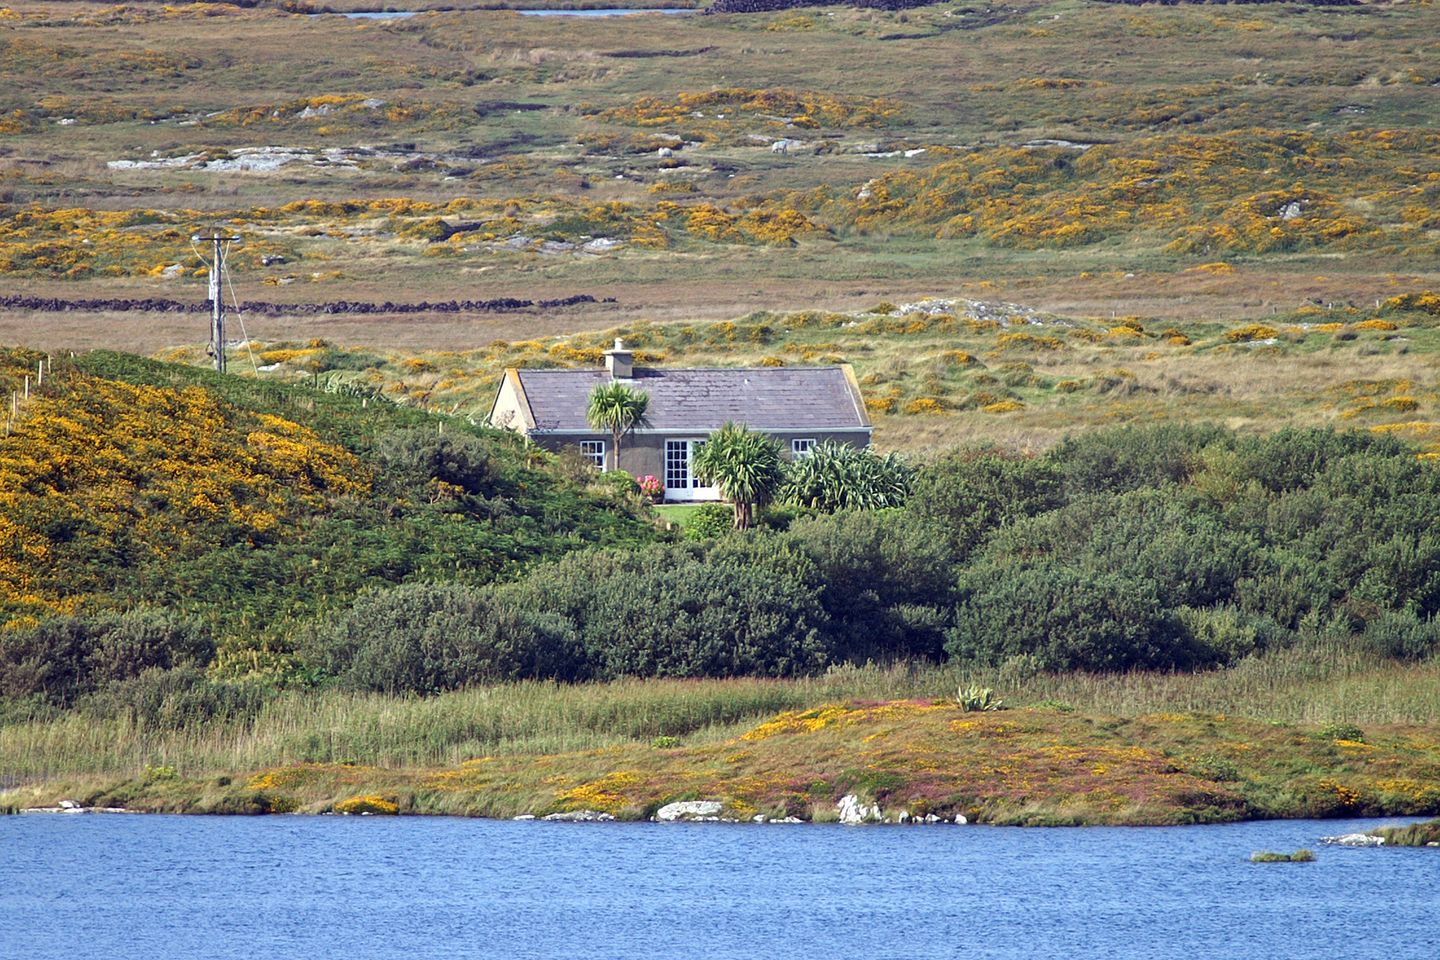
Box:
<box><xmin>780</xmin><ymin>440</ymin><xmax>913</xmax><ymax>511</ymax></box>
<box><xmin>956</xmin><ymin>686</ymin><xmax>1007</xmax><ymax>712</ymax></box>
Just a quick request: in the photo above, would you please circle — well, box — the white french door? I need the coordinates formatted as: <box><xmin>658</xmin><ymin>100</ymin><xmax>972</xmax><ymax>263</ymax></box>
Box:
<box><xmin>664</xmin><ymin>439</ymin><xmax>719</xmax><ymax>502</ymax></box>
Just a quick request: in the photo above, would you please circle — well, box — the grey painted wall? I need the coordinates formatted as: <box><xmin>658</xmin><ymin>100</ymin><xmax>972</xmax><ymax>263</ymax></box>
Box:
<box><xmin>529</xmin><ymin>429</ymin><xmax>870</xmax><ymax>499</ymax></box>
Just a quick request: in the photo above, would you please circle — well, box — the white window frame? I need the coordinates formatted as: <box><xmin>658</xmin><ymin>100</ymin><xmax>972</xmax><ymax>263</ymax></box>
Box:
<box><xmin>792</xmin><ymin>438</ymin><xmax>817</xmax><ymax>458</ymax></box>
<box><xmin>579</xmin><ymin>439</ymin><xmax>607</xmax><ymax>469</ymax></box>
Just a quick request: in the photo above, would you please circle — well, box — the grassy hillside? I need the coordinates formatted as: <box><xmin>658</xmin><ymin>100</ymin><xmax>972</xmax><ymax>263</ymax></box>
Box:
<box><xmin>0</xmin><ymin>347</ymin><xmax>657</xmax><ymax>646</ymax></box>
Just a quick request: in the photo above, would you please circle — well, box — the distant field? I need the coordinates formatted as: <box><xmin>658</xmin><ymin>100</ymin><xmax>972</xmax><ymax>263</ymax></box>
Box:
<box><xmin>144</xmin><ymin>290</ymin><xmax>1440</xmax><ymax>452</ymax></box>
<box><xmin>1</xmin><ymin>0</ymin><xmax>1437</xmax><ymax>364</ymax></box>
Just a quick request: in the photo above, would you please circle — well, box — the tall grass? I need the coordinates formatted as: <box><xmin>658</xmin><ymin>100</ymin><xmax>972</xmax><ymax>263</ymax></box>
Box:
<box><xmin>4</xmin><ymin>645</ymin><xmax>1436</xmax><ymax>782</ymax></box>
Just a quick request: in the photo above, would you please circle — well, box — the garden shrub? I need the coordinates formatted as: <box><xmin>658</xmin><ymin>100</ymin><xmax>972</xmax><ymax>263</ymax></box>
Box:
<box><xmin>685</xmin><ymin>503</ymin><xmax>737</xmax><ymax>541</ymax></box>
<box><xmin>780</xmin><ymin>441</ymin><xmax>913</xmax><ymax>511</ymax></box>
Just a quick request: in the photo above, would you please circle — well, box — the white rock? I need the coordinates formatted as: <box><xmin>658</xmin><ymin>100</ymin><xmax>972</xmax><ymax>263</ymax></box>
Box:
<box><xmin>542</xmin><ymin>810</ymin><xmax>615</xmax><ymax>822</ymax></box>
<box><xmin>955</xmin><ymin>814</ymin><xmax>968</xmax><ymax>825</ymax></box>
<box><xmin>752</xmin><ymin>814</ymin><xmax>767</xmax><ymax>823</ymax></box>
<box><xmin>769</xmin><ymin>816</ymin><xmax>803</xmax><ymax>824</ymax></box>
<box><xmin>924</xmin><ymin>814</ymin><xmax>941</xmax><ymax>824</ymax></box>
<box><xmin>837</xmin><ymin>794</ymin><xmax>882</xmax><ymax>825</ymax></box>
<box><xmin>897</xmin><ymin>811</ymin><xmax>910</xmax><ymax>824</ymax></box>
<box><xmin>160</xmin><ymin>264</ymin><xmax>185</xmax><ymax>279</ymax></box>
<box><xmin>1320</xmin><ymin>833</ymin><xmax>1383</xmax><ymax>847</ymax></box>
<box><xmin>657</xmin><ymin>147</ymin><xmax>674</xmax><ymax>158</ymax></box>
<box><xmin>58</xmin><ymin>800</ymin><xmax>81</xmax><ymax>810</ymax></box>
<box><xmin>655</xmin><ymin>800</ymin><xmax>724</xmax><ymax>822</ymax></box>
<box><xmin>512</xmin><ymin>814</ymin><xmax>536</xmax><ymax>821</ymax></box>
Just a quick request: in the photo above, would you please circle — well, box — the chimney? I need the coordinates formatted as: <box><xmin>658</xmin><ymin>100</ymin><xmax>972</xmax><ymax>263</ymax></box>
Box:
<box><xmin>604</xmin><ymin>337</ymin><xmax>633</xmax><ymax>379</ymax></box>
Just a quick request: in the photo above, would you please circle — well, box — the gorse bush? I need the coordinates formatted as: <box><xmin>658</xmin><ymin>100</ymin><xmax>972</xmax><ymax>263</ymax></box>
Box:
<box><xmin>0</xmin><ymin>350</ymin><xmax>658</xmax><ymax>647</ymax></box>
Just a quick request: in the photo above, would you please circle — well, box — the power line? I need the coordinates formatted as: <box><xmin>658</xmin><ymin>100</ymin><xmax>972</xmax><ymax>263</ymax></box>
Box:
<box><xmin>192</xmin><ymin>232</ymin><xmax>241</xmax><ymax>373</ymax></box>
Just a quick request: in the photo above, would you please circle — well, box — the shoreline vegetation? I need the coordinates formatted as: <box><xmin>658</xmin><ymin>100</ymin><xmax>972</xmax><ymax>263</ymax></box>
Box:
<box><xmin>5</xmin><ymin>654</ymin><xmax>1440</xmax><ymax>826</ymax></box>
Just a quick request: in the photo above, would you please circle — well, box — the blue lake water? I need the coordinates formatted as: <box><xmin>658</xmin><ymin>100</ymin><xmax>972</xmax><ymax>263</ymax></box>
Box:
<box><xmin>3</xmin><ymin>815</ymin><xmax>1437</xmax><ymax>959</ymax></box>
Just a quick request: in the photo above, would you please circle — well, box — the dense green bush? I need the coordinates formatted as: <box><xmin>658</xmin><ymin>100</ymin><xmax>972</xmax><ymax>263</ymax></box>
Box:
<box><xmin>14</xmin><ymin>414</ymin><xmax>1440</xmax><ymax>698</ymax></box>
<box><xmin>510</xmin><ymin>537</ymin><xmax>832</xmax><ymax>679</ymax></box>
<box><xmin>0</xmin><ymin>610</ymin><xmax>212</xmax><ymax>706</ymax></box>
<box><xmin>1048</xmin><ymin>423</ymin><xmax>1228</xmax><ymax>497</ymax></box>
<box><xmin>684</xmin><ymin>503</ymin><xmax>736</xmax><ymax>541</ymax></box>
<box><xmin>1174</xmin><ymin>605</ymin><xmax>1287</xmax><ymax>664</ymax></box>
<box><xmin>784</xmin><ymin>510</ymin><xmax>952</xmax><ymax>661</ymax></box>
<box><xmin>946</xmin><ymin>565</ymin><xmax>1194</xmax><ymax>671</ymax></box>
<box><xmin>905</xmin><ymin>450</ymin><xmax>1064</xmax><ymax>560</ymax></box>
<box><xmin>376</xmin><ymin>428</ymin><xmax>511</xmax><ymax>501</ymax></box>
<box><xmin>1360</xmin><ymin>609</ymin><xmax>1440</xmax><ymax>661</ymax></box>
<box><xmin>302</xmin><ymin>581</ymin><xmax>581</xmax><ymax>692</ymax></box>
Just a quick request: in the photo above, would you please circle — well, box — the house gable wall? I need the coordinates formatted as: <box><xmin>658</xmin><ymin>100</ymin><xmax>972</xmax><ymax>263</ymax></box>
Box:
<box><xmin>488</xmin><ymin>369</ymin><xmax>535</xmax><ymax>434</ymax></box>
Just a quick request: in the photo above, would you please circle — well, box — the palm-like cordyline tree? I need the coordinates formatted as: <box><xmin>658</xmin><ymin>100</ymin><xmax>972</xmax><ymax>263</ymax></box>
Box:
<box><xmin>691</xmin><ymin>422</ymin><xmax>785</xmax><ymax>530</ymax></box>
<box><xmin>586</xmin><ymin>381</ymin><xmax>650</xmax><ymax>471</ymax></box>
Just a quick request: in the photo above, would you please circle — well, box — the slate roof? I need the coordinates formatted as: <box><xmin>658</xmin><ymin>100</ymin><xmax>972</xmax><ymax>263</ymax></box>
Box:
<box><xmin>514</xmin><ymin>366</ymin><xmax>870</xmax><ymax>433</ymax></box>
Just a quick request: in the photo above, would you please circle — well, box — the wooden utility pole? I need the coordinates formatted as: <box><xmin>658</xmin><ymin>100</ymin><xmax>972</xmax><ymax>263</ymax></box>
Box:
<box><xmin>194</xmin><ymin>233</ymin><xmax>241</xmax><ymax>373</ymax></box>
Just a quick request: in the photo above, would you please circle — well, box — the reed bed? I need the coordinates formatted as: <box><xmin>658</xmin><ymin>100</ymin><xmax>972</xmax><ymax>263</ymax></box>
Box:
<box><xmin>3</xmin><ymin>646</ymin><xmax>1436</xmax><ymax>782</ymax></box>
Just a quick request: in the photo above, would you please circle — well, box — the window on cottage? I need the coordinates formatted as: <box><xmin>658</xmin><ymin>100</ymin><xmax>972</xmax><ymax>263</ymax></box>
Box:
<box><xmin>792</xmin><ymin>438</ymin><xmax>817</xmax><ymax>458</ymax></box>
<box><xmin>579</xmin><ymin>439</ymin><xmax>607</xmax><ymax>469</ymax></box>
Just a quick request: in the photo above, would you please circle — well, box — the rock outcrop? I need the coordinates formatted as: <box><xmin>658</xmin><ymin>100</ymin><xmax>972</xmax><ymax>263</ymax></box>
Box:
<box><xmin>836</xmin><ymin>794</ymin><xmax>882</xmax><ymax>825</ymax></box>
<box><xmin>655</xmin><ymin>800</ymin><xmax>724</xmax><ymax>822</ymax></box>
